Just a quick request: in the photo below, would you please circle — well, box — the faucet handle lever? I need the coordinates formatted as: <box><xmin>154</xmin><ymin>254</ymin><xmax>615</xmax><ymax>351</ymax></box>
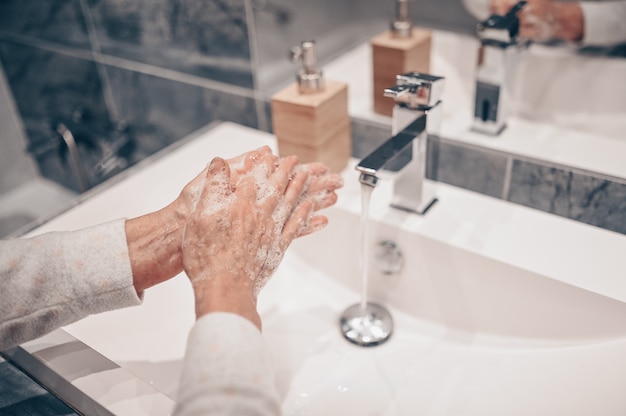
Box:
<box><xmin>477</xmin><ymin>0</ymin><xmax>527</xmax><ymax>46</ymax></box>
<box><xmin>384</xmin><ymin>72</ymin><xmax>445</xmax><ymax>109</ymax></box>
<box><xmin>383</xmin><ymin>84</ymin><xmax>413</xmax><ymax>99</ymax></box>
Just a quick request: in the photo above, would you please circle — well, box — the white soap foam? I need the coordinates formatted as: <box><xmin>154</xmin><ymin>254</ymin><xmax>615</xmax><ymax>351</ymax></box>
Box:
<box><xmin>185</xmin><ymin>154</ymin><xmax>339</xmax><ymax>297</ymax></box>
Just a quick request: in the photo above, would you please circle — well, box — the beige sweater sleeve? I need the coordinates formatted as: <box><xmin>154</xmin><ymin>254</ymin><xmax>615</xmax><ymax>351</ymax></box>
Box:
<box><xmin>580</xmin><ymin>1</ymin><xmax>626</xmax><ymax>46</ymax></box>
<box><xmin>175</xmin><ymin>312</ymin><xmax>281</xmax><ymax>416</ymax></box>
<box><xmin>0</xmin><ymin>219</ymin><xmax>142</xmax><ymax>351</ymax></box>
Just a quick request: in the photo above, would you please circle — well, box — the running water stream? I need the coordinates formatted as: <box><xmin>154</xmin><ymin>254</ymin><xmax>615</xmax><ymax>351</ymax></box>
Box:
<box><xmin>359</xmin><ymin>183</ymin><xmax>373</xmax><ymax>313</ymax></box>
<box><xmin>339</xmin><ymin>180</ymin><xmax>393</xmax><ymax>346</ymax></box>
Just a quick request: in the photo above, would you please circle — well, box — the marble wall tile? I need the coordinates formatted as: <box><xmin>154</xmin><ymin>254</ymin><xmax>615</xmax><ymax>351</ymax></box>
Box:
<box><xmin>350</xmin><ymin>120</ymin><xmax>389</xmax><ymax>159</ymax></box>
<box><xmin>408</xmin><ymin>0</ymin><xmax>477</xmax><ymax>35</ymax></box>
<box><xmin>349</xmin><ymin>119</ymin><xmax>508</xmax><ymax>198</ymax></box>
<box><xmin>0</xmin><ymin>0</ymin><xmax>90</xmax><ymax>49</ymax></box>
<box><xmin>332</xmin><ymin>119</ymin><xmax>626</xmax><ymax>235</ymax></box>
<box><xmin>434</xmin><ymin>140</ymin><xmax>509</xmax><ymax>199</ymax></box>
<box><xmin>103</xmin><ymin>64</ymin><xmax>259</xmax><ymax>162</ymax></box>
<box><xmin>0</xmin><ymin>42</ymin><xmax>112</xmax><ymax>191</ymax></box>
<box><xmin>0</xmin><ymin>65</ymin><xmax>38</xmax><ymax>194</ymax></box>
<box><xmin>351</xmin><ymin>120</ymin><xmax>411</xmax><ymax>172</ymax></box>
<box><xmin>0</xmin><ymin>40</ymin><xmax>258</xmax><ymax>192</ymax></box>
<box><xmin>0</xmin><ymin>43</ymin><xmax>111</xmax><ymax>148</ymax></box>
<box><xmin>86</xmin><ymin>0</ymin><xmax>254</xmax><ymax>88</ymax></box>
<box><xmin>508</xmin><ymin>160</ymin><xmax>626</xmax><ymax>234</ymax></box>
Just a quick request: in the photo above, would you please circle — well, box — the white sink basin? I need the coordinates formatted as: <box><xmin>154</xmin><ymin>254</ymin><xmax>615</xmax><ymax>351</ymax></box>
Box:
<box><xmin>9</xmin><ymin>122</ymin><xmax>626</xmax><ymax>415</ymax></box>
<box><xmin>263</xmin><ymin>205</ymin><xmax>626</xmax><ymax>415</ymax></box>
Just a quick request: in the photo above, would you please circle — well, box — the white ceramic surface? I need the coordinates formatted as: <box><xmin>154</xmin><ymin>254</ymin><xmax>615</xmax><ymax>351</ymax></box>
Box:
<box><xmin>18</xmin><ymin>122</ymin><xmax>626</xmax><ymax>415</ymax></box>
<box><xmin>267</xmin><ymin>207</ymin><xmax>626</xmax><ymax>416</ymax></box>
<box><xmin>0</xmin><ymin>178</ymin><xmax>77</xmax><ymax>238</ymax></box>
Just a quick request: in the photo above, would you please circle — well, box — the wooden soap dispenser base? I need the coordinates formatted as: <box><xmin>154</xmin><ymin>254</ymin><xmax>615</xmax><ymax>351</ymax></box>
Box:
<box><xmin>372</xmin><ymin>0</ymin><xmax>432</xmax><ymax>116</ymax></box>
<box><xmin>271</xmin><ymin>40</ymin><xmax>351</xmax><ymax>173</ymax></box>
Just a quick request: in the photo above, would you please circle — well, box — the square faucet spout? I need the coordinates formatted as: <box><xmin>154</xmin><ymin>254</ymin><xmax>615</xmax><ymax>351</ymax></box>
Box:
<box><xmin>356</xmin><ymin>72</ymin><xmax>444</xmax><ymax>214</ymax></box>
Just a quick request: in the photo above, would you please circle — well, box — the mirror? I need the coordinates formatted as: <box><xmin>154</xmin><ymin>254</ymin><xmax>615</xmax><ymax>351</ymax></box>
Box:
<box><xmin>254</xmin><ymin>0</ymin><xmax>626</xmax><ymax>183</ymax></box>
<box><xmin>1</xmin><ymin>0</ymin><xmax>624</xmax><ymax>239</ymax></box>
<box><xmin>253</xmin><ymin>0</ymin><xmax>480</xmax><ymax>94</ymax></box>
<box><xmin>0</xmin><ymin>69</ymin><xmax>78</xmax><ymax>238</ymax></box>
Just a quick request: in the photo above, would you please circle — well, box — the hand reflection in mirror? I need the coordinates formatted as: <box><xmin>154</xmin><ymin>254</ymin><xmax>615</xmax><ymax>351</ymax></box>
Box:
<box><xmin>463</xmin><ymin>0</ymin><xmax>626</xmax><ymax>47</ymax></box>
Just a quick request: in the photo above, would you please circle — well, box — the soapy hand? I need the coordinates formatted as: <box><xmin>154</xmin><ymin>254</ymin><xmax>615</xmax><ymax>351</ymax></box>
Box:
<box><xmin>226</xmin><ymin>148</ymin><xmax>342</xmax><ymax>231</ymax></box>
<box><xmin>180</xmin><ymin>149</ymin><xmax>341</xmax><ymax>329</ymax></box>
<box><xmin>177</xmin><ymin>146</ymin><xmax>341</xmax><ymax>234</ymax></box>
<box><xmin>125</xmin><ymin>146</ymin><xmax>341</xmax><ymax>296</ymax></box>
<box><xmin>489</xmin><ymin>0</ymin><xmax>583</xmax><ymax>42</ymax></box>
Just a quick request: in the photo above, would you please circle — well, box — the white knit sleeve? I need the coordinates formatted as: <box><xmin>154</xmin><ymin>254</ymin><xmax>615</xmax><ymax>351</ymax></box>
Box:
<box><xmin>580</xmin><ymin>1</ymin><xmax>626</xmax><ymax>46</ymax></box>
<box><xmin>175</xmin><ymin>312</ymin><xmax>281</xmax><ymax>416</ymax></box>
<box><xmin>0</xmin><ymin>219</ymin><xmax>141</xmax><ymax>350</ymax></box>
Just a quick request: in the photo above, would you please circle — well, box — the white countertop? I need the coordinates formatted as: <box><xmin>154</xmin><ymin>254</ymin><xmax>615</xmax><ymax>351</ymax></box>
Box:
<box><xmin>13</xmin><ymin>122</ymin><xmax>626</xmax><ymax>415</ymax></box>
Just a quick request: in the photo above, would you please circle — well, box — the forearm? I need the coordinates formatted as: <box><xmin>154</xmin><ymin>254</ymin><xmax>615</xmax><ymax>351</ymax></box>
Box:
<box><xmin>125</xmin><ymin>200</ymin><xmax>188</xmax><ymax>293</ymax></box>
<box><xmin>0</xmin><ymin>220</ymin><xmax>140</xmax><ymax>350</ymax></box>
<box><xmin>553</xmin><ymin>2</ymin><xmax>584</xmax><ymax>42</ymax></box>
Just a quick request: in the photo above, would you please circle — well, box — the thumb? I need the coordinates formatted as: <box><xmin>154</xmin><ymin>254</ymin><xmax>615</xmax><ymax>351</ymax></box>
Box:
<box><xmin>195</xmin><ymin>157</ymin><xmax>232</xmax><ymax>214</ymax></box>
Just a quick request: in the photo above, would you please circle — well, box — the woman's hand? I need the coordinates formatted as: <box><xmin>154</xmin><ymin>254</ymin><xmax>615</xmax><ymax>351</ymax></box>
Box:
<box><xmin>127</xmin><ymin>146</ymin><xmax>342</xmax><ymax>295</ymax></box>
<box><xmin>181</xmin><ymin>151</ymin><xmax>335</xmax><ymax>329</ymax></box>
<box><xmin>489</xmin><ymin>0</ymin><xmax>583</xmax><ymax>42</ymax></box>
<box><xmin>177</xmin><ymin>147</ymin><xmax>342</xmax><ymax>236</ymax></box>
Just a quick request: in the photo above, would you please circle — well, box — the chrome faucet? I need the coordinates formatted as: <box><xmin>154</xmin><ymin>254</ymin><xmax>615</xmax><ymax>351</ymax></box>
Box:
<box><xmin>472</xmin><ymin>1</ymin><xmax>527</xmax><ymax>135</ymax></box>
<box><xmin>53</xmin><ymin>118</ymin><xmax>133</xmax><ymax>192</ymax></box>
<box><xmin>56</xmin><ymin>123</ymin><xmax>89</xmax><ymax>192</ymax></box>
<box><xmin>357</xmin><ymin>72</ymin><xmax>444</xmax><ymax>214</ymax></box>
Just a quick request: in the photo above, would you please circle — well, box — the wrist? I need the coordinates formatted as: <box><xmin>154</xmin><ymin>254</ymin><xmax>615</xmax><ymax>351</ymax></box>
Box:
<box><xmin>554</xmin><ymin>2</ymin><xmax>584</xmax><ymax>42</ymax></box>
<box><xmin>126</xmin><ymin>200</ymin><xmax>188</xmax><ymax>292</ymax></box>
<box><xmin>192</xmin><ymin>282</ymin><xmax>261</xmax><ymax>330</ymax></box>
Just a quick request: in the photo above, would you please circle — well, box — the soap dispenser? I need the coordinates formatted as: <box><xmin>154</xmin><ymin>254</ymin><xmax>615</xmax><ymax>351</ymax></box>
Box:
<box><xmin>271</xmin><ymin>40</ymin><xmax>351</xmax><ymax>173</ymax></box>
<box><xmin>371</xmin><ymin>0</ymin><xmax>432</xmax><ymax>117</ymax></box>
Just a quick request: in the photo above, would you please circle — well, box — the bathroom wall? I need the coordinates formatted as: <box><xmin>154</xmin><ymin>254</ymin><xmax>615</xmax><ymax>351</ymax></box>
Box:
<box><xmin>0</xmin><ymin>65</ymin><xmax>37</xmax><ymax>194</ymax></box>
<box><xmin>353</xmin><ymin>120</ymin><xmax>626</xmax><ymax>235</ymax></box>
<box><xmin>0</xmin><ymin>0</ymin><xmax>260</xmax><ymax>193</ymax></box>
<box><xmin>253</xmin><ymin>0</ymin><xmax>476</xmax><ymax>94</ymax></box>
<box><xmin>1</xmin><ymin>0</ymin><xmax>623</xmax><ymax>235</ymax></box>
<box><xmin>0</xmin><ymin>0</ymin><xmax>475</xmax><ymax>194</ymax></box>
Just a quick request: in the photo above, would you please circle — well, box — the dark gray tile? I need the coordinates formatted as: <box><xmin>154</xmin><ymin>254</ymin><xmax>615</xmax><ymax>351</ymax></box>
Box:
<box><xmin>433</xmin><ymin>140</ymin><xmax>508</xmax><ymax>198</ymax></box>
<box><xmin>86</xmin><ymin>0</ymin><xmax>254</xmax><ymax>87</ymax></box>
<box><xmin>410</xmin><ymin>0</ymin><xmax>478</xmax><ymax>35</ymax></box>
<box><xmin>103</xmin><ymin>65</ymin><xmax>259</xmax><ymax>161</ymax></box>
<box><xmin>0</xmin><ymin>42</ymin><xmax>114</xmax><ymax>191</ymax></box>
<box><xmin>0</xmin><ymin>359</ymin><xmax>78</xmax><ymax>415</ymax></box>
<box><xmin>0</xmin><ymin>39</ymin><xmax>257</xmax><ymax>192</ymax></box>
<box><xmin>350</xmin><ymin>119</ymin><xmax>511</xmax><ymax>200</ymax></box>
<box><xmin>351</xmin><ymin>119</ymin><xmax>390</xmax><ymax>159</ymax></box>
<box><xmin>0</xmin><ymin>43</ymin><xmax>110</xmax><ymax>145</ymax></box>
<box><xmin>509</xmin><ymin>160</ymin><xmax>626</xmax><ymax>235</ymax></box>
<box><xmin>0</xmin><ymin>1</ymin><xmax>90</xmax><ymax>49</ymax></box>
<box><xmin>351</xmin><ymin>119</ymin><xmax>412</xmax><ymax>172</ymax></box>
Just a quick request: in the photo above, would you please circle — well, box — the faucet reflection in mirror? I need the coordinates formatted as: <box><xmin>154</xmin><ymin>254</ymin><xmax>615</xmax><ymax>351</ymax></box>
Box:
<box><xmin>47</xmin><ymin>116</ymin><xmax>134</xmax><ymax>193</ymax></box>
<box><xmin>357</xmin><ymin>72</ymin><xmax>444</xmax><ymax>215</ymax></box>
<box><xmin>472</xmin><ymin>1</ymin><xmax>528</xmax><ymax>136</ymax></box>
